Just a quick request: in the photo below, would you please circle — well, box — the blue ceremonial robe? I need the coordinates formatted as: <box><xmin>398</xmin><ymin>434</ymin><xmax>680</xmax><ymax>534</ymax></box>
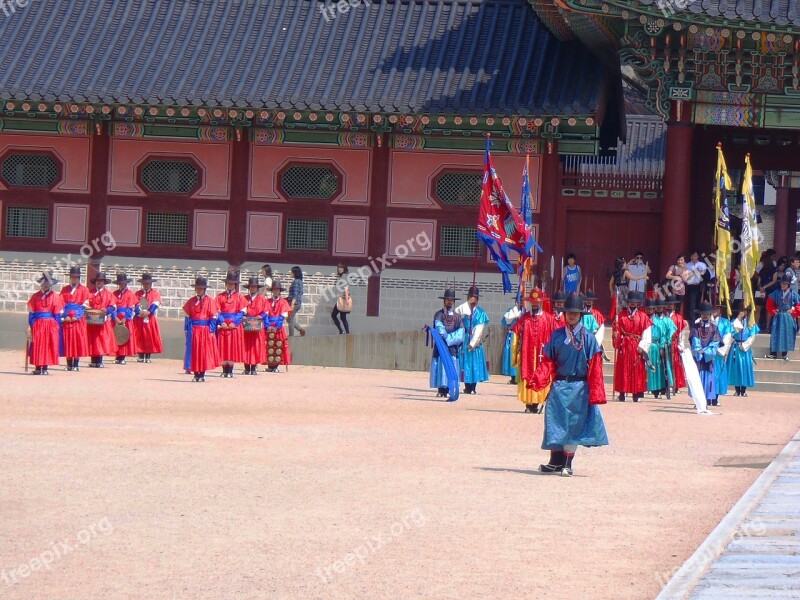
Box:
<box><xmin>768</xmin><ymin>289</ymin><xmax>800</xmax><ymax>353</ymax></box>
<box><xmin>460</xmin><ymin>305</ymin><xmax>490</xmax><ymax>384</ymax></box>
<box><xmin>691</xmin><ymin>321</ymin><xmax>721</xmax><ymax>402</ymax></box>
<box><xmin>714</xmin><ymin>317</ymin><xmax>733</xmax><ymax>396</ymax></box>
<box><xmin>501</xmin><ymin>308</ymin><xmax>519</xmax><ymax>377</ymax></box>
<box><xmin>430</xmin><ymin>309</ymin><xmax>465</xmax><ymax>390</ymax></box>
<box><xmin>728</xmin><ymin>320</ymin><xmax>759</xmax><ymax>388</ymax></box>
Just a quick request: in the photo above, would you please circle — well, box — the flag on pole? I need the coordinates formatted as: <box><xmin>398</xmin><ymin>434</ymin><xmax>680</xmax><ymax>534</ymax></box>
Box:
<box><xmin>741</xmin><ymin>153</ymin><xmax>760</xmax><ymax>326</ymax></box>
<box><xmin>714</xmin><ymin>144</ymin><xmax>733</xmax><ymax>313</ymax></box>
<box><xmin>517</xmin><ymin>153</ymin><xmax>543</xmax><ymax>300</ymax></box>
<box><xmin>477</xmin><ymin>137</ymin><xmax>529</xmax><ymax>293</ymax></box>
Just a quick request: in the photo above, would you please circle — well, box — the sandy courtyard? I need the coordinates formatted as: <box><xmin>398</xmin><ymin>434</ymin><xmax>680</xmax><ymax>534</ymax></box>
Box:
<box><xmin>0</xmin><ymin>350</ymin><xmax>799</xmax><ymax>600</ymax></box>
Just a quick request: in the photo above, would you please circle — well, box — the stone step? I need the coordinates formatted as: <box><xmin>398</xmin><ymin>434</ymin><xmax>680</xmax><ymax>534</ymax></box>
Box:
<box><xmin>601</xmin><ymin>374</ymin><xmax>800</xmax><ymax>394</ymax></box>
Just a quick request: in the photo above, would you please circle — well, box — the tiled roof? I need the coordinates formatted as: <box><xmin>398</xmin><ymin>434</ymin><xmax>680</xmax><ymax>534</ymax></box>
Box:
<box><xmin>639</xmin><ymin>0</ymin><xmax>799</xmax><ymax>25</ymax></box>
<box><xmin>0</xmin><ymin>0</ymin><xmax>611</xmax><ymax>116</ymax></box>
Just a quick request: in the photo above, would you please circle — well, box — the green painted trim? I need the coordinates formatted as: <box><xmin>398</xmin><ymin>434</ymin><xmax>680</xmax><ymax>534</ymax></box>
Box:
<box><xmin>0</xmin><ymin>118</ymin><xmax>62</xmax><ymax>133</ymax></box>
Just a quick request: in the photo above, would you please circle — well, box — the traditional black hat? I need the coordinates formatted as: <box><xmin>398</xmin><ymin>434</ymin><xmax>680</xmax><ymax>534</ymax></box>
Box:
<box><xmin>91</xmin><ymin>272</ymin><xmax>110</xmax><ymax>284</ymax></box>
<box><xmin>780</xmin><ymin>272</ymin><xmax>793</xmax><ymax>284</ymax></box>
<box><xmin>564</xmin><ymin>293</ymin><xmax>586</xmax><ymax>313</ymax></box>
<box><xmin>655</xmin><ymin>297</ymin><xmax>665</xmax><ymax>308</ymax></box>
<box><xmin>626</xmin><ymin>290</ymin><xmax>644</xmax><ymax>304</ymax></box>
<box><xmin>69</xmin><ymin>266</ymin><xmax>81</xmax><ymax>276</ymax></box>
<box><xmin>115</xmin><ymin>273</ymin><xmax>133</xmax><ymax>285</ymax></box>
<box><xmin>644</xmin><ymin>298</ymin><xmax>657</xmax><ymax>309</ymax></box>
<box><xmin>271</xmin><ymin>279</ymin><xmax>285</xmax><ymax>291</ymax></box>
<box><xmin>664</xmin><ymin>294</ymin><xmax>679</xmax><ymax>305</ymax></box>
<box><xmin>225</xmin><ymin>271</ymin><xmax>239</xmax><ymax>283</ymax></box>
<box><xmin>696</xmin><ymin>301</ymin><xmax>714</xmax><ymax>315</ymax></box>
<box><xmin>584</xmin><ymin>289</ymin><xmax>598</xmax><ymax>301</ymax></box>
<box><xmin>438</xmin><ymin>289</ymin><xmax>459</xmax><ymax>300</ymax></box>
<box><xmin>467</xmin><ymin>286</ymin><xmax>480</xmax><ymax>298</ymax></box>
<box><xmin>140</xmin><ymin>273</ymin><xmax>157</xmax><ymax>283</ymax></box>
<box><xmin>552</xmin><ymin>290</ymin><xmax>567</xmax><ymax>302</ymax></box>
<box><xmin>247</xmin><ymin>276</ymin><xmax>263</xmax><ymax>288</ymax></box>
<box><xmin>36</xmin><ymin>270</ymin><xmax>59</xmax><ymax>286</ymax></box>
<box><xmin>194</xmin><ymin>277</ymin><xmax>208</xmax><ymax>288</ymax></box>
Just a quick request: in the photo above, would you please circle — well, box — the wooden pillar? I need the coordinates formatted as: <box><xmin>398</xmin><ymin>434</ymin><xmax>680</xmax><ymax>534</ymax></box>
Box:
<box><xmin>659</xmin><ymin>101</ymin><xmax>694</xmax><ymax>275</ymax></box>
<box><xmin>366</xmin><ymin>132</ymin><xmax>390</xmax><ymax>317</ymax></box>
<box><xmin>537</xmin><ymin>138</ymin><xmax>559</xmax><ymax>288</ymax></box>
<box><xmin>87</xmin><ymin>120</ymin><xmax>111</xmax><ymax>286</ymax></box>
<box><xmin>227</xmin><ymin>128</ymin><xmax>249</xmax><ymax>272</ymax></box>
<box><xmin>774</xmin><ymin>186</ymin><xmax>791</xmax><ymax>257</ymax></box>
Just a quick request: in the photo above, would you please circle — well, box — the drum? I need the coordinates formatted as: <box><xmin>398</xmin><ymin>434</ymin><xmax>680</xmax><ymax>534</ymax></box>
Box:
<box><xmin>266</xmin><ymin>327</ymin><xmax>282</xmax><ymax>367</ymax></box>
<box><xmin>243</xmin><ymin>316</ymin><xmax>263</xmax><ymax>332</ymax></box>
<box><xmin>114</xmin><ymin>324</ymin><xmax>130</xmax><ymax>345</ymax></box>
<box><xmin>85</xmin><ymin>309</ymin><xmax>106</xmax><ymax>326</ymax></box>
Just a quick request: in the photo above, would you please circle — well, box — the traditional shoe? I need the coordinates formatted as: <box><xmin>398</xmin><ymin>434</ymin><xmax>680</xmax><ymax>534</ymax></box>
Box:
<box><xmin>137</xmin><ymin>355</ymin><xmax>145</xmax><ymax>363</ymax></box>
<box><xmin>560</xmin><ymin>467</ymin><xmax>574</xmax><ymax>477</ymax></box>
<box><xmin>144</xmin><ymin>358</ymin><xmax>152</xmax><ymax>363</ymax></box>
<box><xmin>192</xmin><ymin>376</ymin><xmax>201</xmax><ymax>382</ymax></box>
<box><xmin>617</xmin><ymin>394</ymin><xmax>625</xmax><ymax>402</ymax></box>
<box><xmin>537</xmin><ymin>404</ymin><xmax>545</xmax><ymax>414</ymax></box>
<box><xmin>32</xmin><ymin>367</ymin><xmax>42</xmax><ymax>375</ymax></box>
<box><xmin>42</xmin><ymin>368</ymin><xmax>49</xmax><ymax>375</ymax></box>
<box><xmin>73</xmin><ymin>366</ymin><xmax>79</xmax><ymax>372</ymax></box>
<box><xmin>741</xmin><ymin>391</ymin><xmax>748</xmax><ymax>397</ymax></box>
<box><xmin>538</xmin><ymin>463</ymin><xmax>561</xmax><ymax>474</ymax></box>
<box><xmin>469</xmin><ymin>390</ymin><xmax>477</xmax><ymax>395</ymax></box>
<box><xmin>115</xmin><ymin>358</ymin><xmax>126</xmax><ymax>365</ymax></box>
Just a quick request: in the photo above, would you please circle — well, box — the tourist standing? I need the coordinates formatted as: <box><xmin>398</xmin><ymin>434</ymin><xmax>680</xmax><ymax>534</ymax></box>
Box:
<box><xmin>287</xmin><ymin>266</ymin><xmax>306</xmax><ymax>337</ymax></box>
<box><xmin>331</xmin><ymin>263</ymin><xmax>352</xmax><ymax>335</ymax></box>
<box><xmin>562</xmin><ymin>254</ymin><xmax>582</xmax><ymax>295</ymax></box>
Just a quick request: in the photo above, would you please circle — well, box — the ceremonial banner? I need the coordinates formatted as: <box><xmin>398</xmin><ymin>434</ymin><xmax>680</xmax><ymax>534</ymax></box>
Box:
<box><xmin>517</xmin><ymin>154</ymin><xmax>543</xmax><ymax>299</ymax></box>
<box><xmin>741</xmin><ymin>154</ymin><xmax>760</xmax><ymax>326</ymax></box>
<box><xmin>714</xmin><ymin>144</ymin><xmax>733</xmax><ymax>313</ymax></box>
<box><xmin>477</xmin><ymin>138</ymin><xmax>529</xmax><ymax>293</ymax></box>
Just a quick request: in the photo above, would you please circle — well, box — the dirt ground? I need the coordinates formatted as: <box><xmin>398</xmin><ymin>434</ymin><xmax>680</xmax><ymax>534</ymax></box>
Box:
<box><xmin>0</xmin><ymin>351</ymin><xmax>798</xmax><ymax>600</ymax></box>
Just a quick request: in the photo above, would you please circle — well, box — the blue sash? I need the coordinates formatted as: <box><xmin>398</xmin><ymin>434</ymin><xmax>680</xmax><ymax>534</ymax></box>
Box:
<box><xmin>218</xmin><ymin>312</ymin><xmax>244</xmax><ymax>327</ymax></box>
<box><xmin>425</xmin><ymin>325</ymin><xmax>460</xmax><ymax>401</ymax></box>
<box><xmin>64</xmin><ymin>303</ymin><xmax>86</xmax><ymax>319</ymax></box>
<box><xmin>116</xmin><ymin>307</ymin><xmax>134</xmax><ymax>321</ymax></box>
<box><xmin>184</xmin><ymin>318</ymin><xmax>215</xmax><ymax>371</ymax></box>
<box><xmin>266</xmin><ymin>315</ymin><xmax>284</xmax><ymax>329</ymax></box>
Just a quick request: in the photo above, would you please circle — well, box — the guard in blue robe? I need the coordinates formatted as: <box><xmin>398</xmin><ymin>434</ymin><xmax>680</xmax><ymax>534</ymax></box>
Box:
<box><xmin>456</xmin><ymin>286</ymin><xmax>490</xmax><ymax>395</ymax></box>
<box><xmin>429</xmin><ymin>289</ymin><xmax>465</xmax><ymax>398</ymax></box>
<box><xmin>713</xmin><ymin>303</ymin><xmax>734</xmax><ymax>396</ymax></box>
<box><xmin>530</xmin><ymin>293</ymin><xmax>608</xmax><ymax>477</ymax></box>
<box><xmin>501</xmin><ymin>304</ymin><xmax>521</xmax><ymax>383</ymax></box>
<box><xmin>690</xmin><ymin>302</ymin><xmax>722</xmax><ymax>406</ymax></box>
<box><xmin>767</xmin><ymin>273</ymin><xmax>800</xmax><ymax>359</ymax></box>
<box><xmin>645</xmin><ymin>299</ymin><xmax>677</xmax><ymax>398</ymax></box>
<box><xmin>728</xmin><ymin>306</ymin><xmax>759</xmax><ymax>396</ymax></box>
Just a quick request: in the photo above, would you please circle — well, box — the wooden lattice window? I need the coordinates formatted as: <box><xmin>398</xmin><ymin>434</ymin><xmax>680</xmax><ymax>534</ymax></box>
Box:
<box><xmin>286</xmin><ymin>218</ymin><xmax>329</xmax><ymax>251</ymax></box>
<box><xmin>5</xmin><ymin>206</ymin><xmax>49</xmax><ymax>238</ymax></box>
<box><xmin>280</xmin><ymin>165</ymin><xmax>340</xmax><ymax>200</ymax></box>
<box><xmin>141</xmin><ymin>160</ymin><xmax>199</xmax><ymax>194</ymax></box>
<box><xmin>440</xmin><ymin>225</ymin><xmax>478</xmax><ymax>257</ymax></box>
<box><xmin>1</xmin><ymin>154</ymin><xmax>59</xmax><ymax>188</ymax></box>
<box><xmin>434</xmin><ymin>171</ymin><xmax>482</xmax><ymax>206</ymax></box>
<box><xmin>146</xmin><ymin>212</ymin><xmax>189</xmax><ymax>245</ymax></box>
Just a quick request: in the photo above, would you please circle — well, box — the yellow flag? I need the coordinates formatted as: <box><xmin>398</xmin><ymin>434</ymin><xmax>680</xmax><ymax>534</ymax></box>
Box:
<box><xmin>715</xmin><ymin>144</ymin><xmax>732</xmax><ymax>315</ymax></box>
<box><xmin>741</xmin><ymin>154</ymin><xmax>760</xmax><ymax>327</ymax></box>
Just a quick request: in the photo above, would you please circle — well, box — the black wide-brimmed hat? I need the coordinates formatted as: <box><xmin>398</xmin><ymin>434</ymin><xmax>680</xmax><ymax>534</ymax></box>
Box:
<box><xmin>115</xmin><ymin>273</ymin><xmax>133</xmax><ymax>285</ymax></box>
<box><xmin>36</xmin><ymin>271</ymin><xmax>59</xmax><ymax>286</ymax></box>
<box><xmin>781</xmin><ymin>272</ymin><xmax>793</xmax><ymax>284</ymax></box>
<box><xmin>696</xmin><ymin>301</ymin><xmax>714</xmax><ymax>315</ymax></box>
<box><xmin>664</xmin><ymin>295</ymin><xmax>679</xmax><ymax>305</ymax></box>
<box><xmin>140</xmin><ymin>273</ymin><xmax>157</xmax><ymax>283</ymax></box>
<box><xmin>626</xmin><ymin>290</ymin><xmax>644</xmax><ymax>304</ymax></box>
<box><xmin>552</xmin><ymin>290</ymin><xmax>567</xmax><ymax>302</ymax></box>
<box><xmin>438</xmin><ymin>289</ymin><xmax>459</xmax><ymax>301</ymax></box>
<box><xmin>584</xmin><ymin>289</ymin><xmax>598</xmax><ymax>301</ymax></box>
<box><xmin>564</xmin><ymin>293</ymin><xmax>586</xmax><ymax>313</ymax></box>
<box><xmin>225</xmin><ymin>271</ymin><xmax>239</xmax><ymax>283</ymax></box>
<box><xmin>644</xmin><ymin>298</ymin><xmax>657</xmax><ymax>309</ymax></box>
<box><xmin>69</xmin><ymin>266</ymin><xmax>81</xmax><ymax>276</ymax></box>
<box><xmin>247</xmin><ymin>277</ymin><xmax>263</xmax><ymax>288</ymax></box>
<box><xmin>271</xmin><ymin>280</ymin><xmax>285</xmax><ymax>291</ymax></box>
<box><xmin>194</xmin><ymin>277</ymin><xmax>208</xmax><ymax>288</ymax></box>
<box><xmin>91</xmin><ymin>272</ymin><xmax>110</xmax><ymax>284</ymax></box>
<box><xmin>467</xmin><ymin>286</ymin><xmax>480</xmax><ymax>298</ymax></box>
<box><xmin>655</xmin><ymin>297</ymin><xmax>665</xmax><ymax>308</ymax></box>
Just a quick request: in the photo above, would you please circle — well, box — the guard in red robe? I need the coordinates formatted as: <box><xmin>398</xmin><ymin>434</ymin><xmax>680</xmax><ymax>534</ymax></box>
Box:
<box><xmin>27</xmin><ymin>271</ymin><xmax>64</xmax><ymax>374</ymax></box>
<box><xmin>183</xmin><ymin>277</ymin><xmax>220</xmax><ymax>382</ymax></box>
<box><xmin>112</xmin><ymin>273</ymin><xmax>138</xmax><ymax>365</ymax></box>
<box><xmin>60</xmin><ymin>266</ymin><xmax>90</xmax><ymax>371</ymax></box>
<box><xmin>242</xmin><ymin>277</ymin><xmax>267</xmax><ymax>374</ymax></box>
<box><xmin>612</xmin><ymin>290</ymin><xmax>650</xmax><ymax>402</ymax></box>
<box><xmin>216</xmin><ymin>271</ymin><xmax>247</xmax><ymax>378</ymax></box>
<box><xmin>87</xmin><ymin>272</ymin><xmax>116</xmax><ymax>368</ymax></box>
<box><xmin>666</xmin><ymin>295</ymin><xmax>687</xmax><ymax>393</ymax></box>
<box><xmin>551</xmin><ymin>290</ymin><xmax>566</xmax><ymax>327</ymax></box>
<box><xmin>264</xmin><ymin>280</ymin><xmax>292</xmax><ymax>372</ymax></box>
<box><xmin>134</xmin><ymin>273</ymin><xmax>163</xmax><ymax>363</ymax></box>
<box><xmin>512</xmin><ymin>287</ymin><xmax>557</xmax><ymax>413</ymax></box>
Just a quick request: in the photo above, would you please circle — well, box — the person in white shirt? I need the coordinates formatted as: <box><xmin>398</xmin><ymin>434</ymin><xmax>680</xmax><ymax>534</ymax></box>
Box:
<box><xmin>627</xmin><ymin>251</ymin><xmax>651</xmax><ymax>294</ymax></box>
<box><xmin>684</xmin><ymin>250</ymin><xmax>707</xmax><ymax>319</ymax></box>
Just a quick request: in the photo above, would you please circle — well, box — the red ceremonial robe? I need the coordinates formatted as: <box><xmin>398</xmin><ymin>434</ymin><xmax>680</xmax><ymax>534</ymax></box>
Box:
<box><xmin>243</xmin><ymin>294</ymin><xmax>267</xmax><ymax>365</ymax></box>
<box><xmin>183</xmin><ymin>295</ymin><xmax>221</xmax><ymax>372</ymax></box>
<box><xmin>669</xmin><ymin>311</ymin><xmax>688</xmax><ymax>389</ymax></box>
<box><xmin>87</xmin><ymin>288</ymin><xmax>116</xmax><ymax>356</ymax></box>
<box><xmin>553</xmin><ymin>311</ymin><xmax>566</xmax><ymax>328</ymax></box>
<box><xmin>113</xmin><ymin>288</ymin><xmax>139</xmax><ymax>356</ymax></box>
<box><xmin>27</xmin><ymin>290</ymin><xmax>64</xmax><ymax>366</ymax></box>
<box><xmin>216</xmin><ymin>291</ymin><xmax>247</xmax><ymax>362</ymax></box>
<box><xmin>134</xmin><ymin>288</ymin><xmax>164</xmax><ymax>354</ymax></box>
<box><xmin>59</xmin><ymin>284</ymin><xmax>90</xmax><ymax>358</ymax></box>
<box><xmin>590</xmin><ymin>307</ymin><xmax>605</xmax><ymax>327</ymax></box>
<box><xmin>265</xmin><ymin>296</ymin><xmax>292</xmax><ymax>366</ymax></box>
<box><xmin>612</xmin><ymin>308</ymin><xmax>650</xmax><ymax>393</ymax></box>
<box><xmin>512</xmin><ymin>310</ymin><xmax>557</xmax><ymax>387</ymax></box>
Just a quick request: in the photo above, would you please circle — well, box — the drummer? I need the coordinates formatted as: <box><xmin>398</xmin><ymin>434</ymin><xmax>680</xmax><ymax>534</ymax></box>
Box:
<box><xmin>87</xmin><ymin>272</ymin><xmax>116</xmax><ymax>368</ymax></box>
<box><xmin>264</xmin><ymin>280</ymin><xmax>292</xmax><ymax>372</ymax></box>
<box><xmin>242</xmin><ymin>276</ymin><xmax>267</xmax><ymax>375</ymax></box>
<box><xmin>134</xmin><ymin>273</ymin><xmax>163</xmax><ymax>363</ymax></box>
<box><xmin>112</xmin><ymin>273</ymin><xmax>138</xmax><ymax>365</ymax></box>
